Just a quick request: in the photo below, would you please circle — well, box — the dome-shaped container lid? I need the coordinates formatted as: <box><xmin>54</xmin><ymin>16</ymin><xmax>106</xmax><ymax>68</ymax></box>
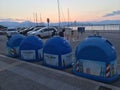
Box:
<box><xmin>7</xmin><ymin>34</ymin><xmax>25</xmax><ymax>47</ymax></box>
<box><xmin>75</xmin><ymin>36</ymin><xmax>116</xmax><ymax>62</ymax></box>
<box><xmin>44</xmin><ymin>36</ymin><xmax>72</xmax><ymax>55</ymax></box>
<box><xmin>20</xmin><ymin>36</ymin><xmax>43</xmax><ymax>50</ymax></box>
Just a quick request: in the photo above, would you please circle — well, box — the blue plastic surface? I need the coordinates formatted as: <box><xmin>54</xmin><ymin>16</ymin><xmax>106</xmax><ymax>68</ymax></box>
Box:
<box><xmin>6</xmin><ymin>34</ymin><xmax>25</xmax><ymax>57</ymax></box>
<box><xmin>7</xmin><ymin>34</ymin><xmax>25</xmax><ymax>47</ymax></box>
<box><xmin>19</xmin><ymin>36</ymin><xmax>43</xmax><ymax>62</ymax></box>
<box><xmin>44</xmin><ymin>36</ymin><xmax>72</xmax><ymax>54</ymax></box>
<box><xmin>73</xmin><ymin>35</ymin><xmax>119</xmax><ymax>83</ymax></box>
<box><xmin>73</xmin><ymin>71</ymin><xmax>120</xmax><ymax>83</ymax></box>
<box><xmin>75</xmin><ymin>36</ymin><xmax>116</xmax><ymax>62</ymax></box>
<box><xmin>43</xmin><ymin>36</ymin><xmax>72</xmax><ymax>69</ymax></box>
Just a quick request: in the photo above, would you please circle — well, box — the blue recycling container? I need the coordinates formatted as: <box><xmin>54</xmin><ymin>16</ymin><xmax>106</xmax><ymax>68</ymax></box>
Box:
<box><xmin>73</xmin><ymin>35</ymin><xmax>119</xmax><ymax>83</ymax></box>
<box><xmin>6</xmin><ymin>34</ymin><xmax>25</xmax><ymax>57</ymax></box>
<box><xmin>19</xmin><ymin>36</ymin><xmax>43</xmax><ymax>62</ymax></box>
<box><xmin>43</xmin><ymin>36</ymin><xmax>72</xmax><ymax>69</ymax></box>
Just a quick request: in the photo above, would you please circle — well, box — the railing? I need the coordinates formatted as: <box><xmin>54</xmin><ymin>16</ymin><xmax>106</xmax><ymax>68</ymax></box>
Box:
<box><xmin>70</xmin><ymin>24</ymin><xmax>120</xmax><ymax>31</ymax></box>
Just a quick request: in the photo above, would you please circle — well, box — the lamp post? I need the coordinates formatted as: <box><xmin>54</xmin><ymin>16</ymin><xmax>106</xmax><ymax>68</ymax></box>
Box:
<box><xmin>47</xmin><ymin>18</ymin><xmax>50</xmax><ymax>28</ymax></box>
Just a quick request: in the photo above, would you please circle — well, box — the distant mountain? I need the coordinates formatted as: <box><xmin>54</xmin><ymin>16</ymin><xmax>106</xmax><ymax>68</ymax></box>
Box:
<box><xmin>0</xmin><ymin>20</ymin><xmax>47</xmax><ymax>28</ymax></box>
<box><xmin>50</xmin><ymin>20</ymin><xmax>120</xmax><ymax>26</ymax></box>
<box><xmin>0</xmin><ymin>21</ymin><xmax>19</xmax><ymax>28</ymax></box>
<box><xmin>0</xmin><ymin>20</ymin><xmax>120</xmax><ymax>28</ymax></box>
<box><xmin>0</xmin><ymin>21</ymin><xmax>35</xmax><ymax>28</ymax></box>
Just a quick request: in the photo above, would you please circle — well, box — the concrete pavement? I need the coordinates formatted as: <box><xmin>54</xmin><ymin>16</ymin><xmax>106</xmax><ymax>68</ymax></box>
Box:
<box><xmin>0</xmin><ymin>54</ymin><xmax>120</xmax><ymax>90</ymax></box>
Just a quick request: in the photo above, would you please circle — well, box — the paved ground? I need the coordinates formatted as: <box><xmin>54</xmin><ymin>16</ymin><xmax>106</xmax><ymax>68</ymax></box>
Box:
<box><xmin>0</xmin><ymin>30</ymin><xmax>120</xmax><ymax>90</ymax></box>
<box><xmin>0</xmin><ymin>54</ymin><xmax>119</xmax><ymax>90</ymax></box>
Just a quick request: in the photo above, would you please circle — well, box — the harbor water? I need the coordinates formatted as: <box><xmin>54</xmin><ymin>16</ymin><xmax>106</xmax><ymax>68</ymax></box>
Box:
<box><xmin>71</xmin><ymin>24</ymin><xmax>120</xmax><ymax>31</ymax></box>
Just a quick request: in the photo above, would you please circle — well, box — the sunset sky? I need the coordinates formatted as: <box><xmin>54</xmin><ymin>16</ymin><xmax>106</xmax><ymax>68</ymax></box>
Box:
<box><xmin>0</xmin><ymin>0</ymin><xmax>120</xmax><ymax>23</ymax></box>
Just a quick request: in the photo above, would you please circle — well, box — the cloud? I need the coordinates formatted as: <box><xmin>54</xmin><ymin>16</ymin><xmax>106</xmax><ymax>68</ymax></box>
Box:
<box><xmin>103</xmin><ymin>10</ymin><xmax>120</xmax><ymax>17</ymax></box>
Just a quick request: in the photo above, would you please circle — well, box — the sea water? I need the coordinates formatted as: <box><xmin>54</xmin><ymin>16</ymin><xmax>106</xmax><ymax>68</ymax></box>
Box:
<box><xmin>71</xmin><ymin>24</ymin><xmax>120</xmax><ymax>31</ymax></box>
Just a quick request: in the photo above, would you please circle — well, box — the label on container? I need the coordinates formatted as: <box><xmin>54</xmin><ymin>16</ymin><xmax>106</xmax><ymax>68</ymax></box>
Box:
<box><xmin>76</xmin><ymin>59</ymin><xmax>117</xmax><ymax>77</ymax></box>
<box><xmin>110</xmin><ymin>60</ymin><xmax>117</xmax><ymax>77</ymax></box>
<box><xmin>61</xmin><ymin>52</ymin><xmax>72</xmax><ymax>67</ymax></box>
<box><xmin>44</xmin><ymin>53</ymin><xmax>58</xmax><ymax>66</ymax></box>
<box><xmin>76</xmin><ymin>59</ymin><xmax>106</xmax><ymax>77</ymax></box>
<box><xmin>21</xmin><ymin>50</ymin><xmax>36</xmax><ymax>60</ymax></box>
<box><xmin>38</xmin><ymin>49</ymin><xmax>43</xmax><ymax>60</ymax></box>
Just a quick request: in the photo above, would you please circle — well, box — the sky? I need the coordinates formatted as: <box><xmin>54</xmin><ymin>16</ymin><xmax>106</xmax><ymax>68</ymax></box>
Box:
<box><xmin>0</xmin><ymin>0</ymin><xmax>120</xmax><ymax>23</ymax></box>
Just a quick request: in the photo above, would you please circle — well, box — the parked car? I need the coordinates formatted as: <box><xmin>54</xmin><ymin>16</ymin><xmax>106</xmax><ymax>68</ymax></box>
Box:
<box><xmin>28</xmin><ymin>27</ymin><xmax>57</xmax><ymax>38</ymax></box>
<box><xmin>19</xmin><ymin>27</ymin><xmax>34</xmax><ymax>35</ymax></box>
<box><xmin>27</xmin><ymin>27</ymin><xmax>43</xmax><ymax>36</ymax></box>
<box><xmin>19</xmin><ymin>26</ymin><xmax>45</xmax><ymax>35</ymax></box>
<box><xmin>6</xmin><ymin>28</ymin><xmax>19</xmax><ymax>38</ymax></box>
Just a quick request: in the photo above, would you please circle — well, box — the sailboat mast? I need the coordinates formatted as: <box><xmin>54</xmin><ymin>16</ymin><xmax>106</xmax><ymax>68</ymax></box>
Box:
<box><xmin>68</xmin><ymin>8</ymin><xmax>69</xmax><ymax>27</ymax></box>
<box><xmin>57</xmin><ymin>0</ymin><xmax>61</xmax><ymax>28</ymax></box>
<box><xmin>33</xmin><ymin>13</ymin><xmax>35</xmax><ymax>26</ymax></box>
<box><xmin>36</xmin><ymin>12</ymin><xmax>38</xmax><ymax>26</ymax></box>
<box><xmin>40</xmin><ymin>13</ymin><xmax>42</xmax><ymax>22</ymax></box>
